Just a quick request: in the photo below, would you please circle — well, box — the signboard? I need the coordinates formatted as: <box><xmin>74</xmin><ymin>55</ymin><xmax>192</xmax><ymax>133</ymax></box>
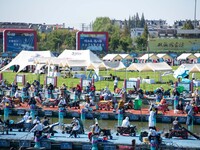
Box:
<box><xmin>178</xmin><ymin>83</ymin><xmax>190</xmax><ymax>92</ymax></box>
<box><xmin>76</xmin><ymin>31</ymin><xmax>108</xmax><ymax>52</ymax></box>
<box><xmin>82</xmin><ymin>79</ymin><xmax>91</xmax><ymax>87</ymax></box>
<box><xmin>3</xmin><ymin>29</ymin><xmax>37</xmax><ymax>52</ymax></box>
<box><xmin>46</xmin><ymin>76</ymin><xmax>57</xmax><ymax>86</ymax></box>
<box><xmin>125</xmin><ymin>79</ymin><xmax>140</xmax><ymax>89</ymax></box>
<box><xmin>149</xmin><ymin>38</ymin><xmax>200</xmax><ymax>52</ymax></box>
<box><xmin>15</xmin><ymin>74</ymin><xmax>25</xmax><ymax>85</ymax></box>
<box><xmin>126</xmin><ymin>81</ymin><xmax>137</xmax><ymax>89</ymax></box>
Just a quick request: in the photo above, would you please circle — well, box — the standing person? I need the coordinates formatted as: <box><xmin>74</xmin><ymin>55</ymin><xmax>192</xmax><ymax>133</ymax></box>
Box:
<box><xmin>149</xmin><ymin>104</ymin><xmax>157</xmax><ymax>131</ymax></box>
<box><xmin>114</xmin><ymin>77</ymin><xmax>118</xmax><ymax>92</ymax></box>
<box><xmin>185</xmin><ymin>102</ymin><xmax>194</xmax><ymax>131</ymax></box>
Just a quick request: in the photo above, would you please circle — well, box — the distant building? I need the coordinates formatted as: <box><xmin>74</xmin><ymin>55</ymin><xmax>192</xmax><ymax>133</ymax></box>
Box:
<box><xmin>146</xmin><ymin>19</ymin><xmax>168</xmax><ymax>29</ymax></box>
<box><xmin>0</xmin><ymin>22</ymin><xmax>72</xmax><ymax>33</ymax></box>
<box><xmin>131</xmin><ymin>28</ymin><xmax>158</xmax><ymax>38</ymax></box>
<box><xmin>173</xmin><ymin>20</ymin><xmax>200</xmax><ymax>29</ymax></box>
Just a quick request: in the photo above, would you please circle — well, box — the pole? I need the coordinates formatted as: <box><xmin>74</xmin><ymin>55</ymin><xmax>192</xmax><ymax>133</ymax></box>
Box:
<box><xmin>194</xmin><ymin>0</ymin><xmax>197</xmax><ymax>29</ymax></box>
<box><xmin>147</xmin><ymin>34</ymin><xmax>150</xmax><ymax>62</ymax></box>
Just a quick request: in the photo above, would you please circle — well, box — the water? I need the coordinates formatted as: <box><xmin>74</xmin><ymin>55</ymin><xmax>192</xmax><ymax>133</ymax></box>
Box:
<box><xmin>8</xmin><ymin>115</ymin><xmax>200</xmax><ymax>135</ymax></box>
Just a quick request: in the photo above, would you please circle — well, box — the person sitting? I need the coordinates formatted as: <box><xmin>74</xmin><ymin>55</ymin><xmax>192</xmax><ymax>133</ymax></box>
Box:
<box><xmin>121</xmin><ymin>117</ymin><xmax>130</xmax><ymax>127</ymax></box>
<box><xmin>42</xmin><ymin>116</ymin><xmax>50</xmax><ymax>126</ymax></box>
<box><xmin>172</xmin><ymin>117</ymin><xmax>181</xmax><ymax>130</ymax></box>
<box><xmin>69</xmin><ymin>122</ymin><xmax>80</xmax><ymax>138</ymax></box>
<box><xmin>88</xmin><ymin>122</ymin><xmax>101</xmax><ymax>141</ymax></box>
<box><xmin>118</xmin><ymin>99</ymin><xmax>125</xmax><ymax>111</ymax></box>
<box><xmin>125</xmin><ymin>100</ymin><xmax>134</xmax><ymax>110</ymax></box>
<box><xmin>33</xmin><ymin>116</ymin><xmax>40</xmax><ymax>126</ymax></box>
<box><xmin>30</xmin><ymin>121</ymin><xmax>44</xmax><ymax>137</ymax></box>
<box><xmin>58</xmin><ymin>96</ymin><xmax>67</xmax><ymax>107</ymax></box>
<box><xmin>175</xmin><ymin>100</ymin><xmax>184</xmax><ymax>114</ymax></box>
<box><xmin>18</xmin><ymin>112</ymin><xmax>30</xmax><ymax>124</ymax></box>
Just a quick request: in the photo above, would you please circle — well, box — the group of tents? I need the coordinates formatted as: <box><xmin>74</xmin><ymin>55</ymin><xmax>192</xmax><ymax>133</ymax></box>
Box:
<box><xmin>0</xmin><ymin>50</ymin><xmax>199</xmax><ymax>80</ymax></box>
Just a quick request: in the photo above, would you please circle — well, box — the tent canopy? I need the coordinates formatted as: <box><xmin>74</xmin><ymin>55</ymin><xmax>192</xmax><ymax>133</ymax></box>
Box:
<box><xmin>119</xmin><ymin>54</ymin><xmax>133</xmax><ymax>60</ymax></box>
<box><xmin>189</xmin><ymin>64</ymin><xmax>200</xmax><ymax>72</ymax></box>
<box><xmin>127</xmin><ymin>62</ymin><xmax>172</xmax><ymax>72</ymax></box>
<box><xmin>58</xmin><ymin>50</ymin><xmax>102</xmax><ymax>68</ymax></box>
<box><xmin>102</xmin><ymin>54</ymin><xmax>123</xmax><ymax>61</ymax></box>
<box><xmin>103</xmin><ymin>61</ymin><xmax>126</xmax><ymax>70</ymax></box>
<box><xmin>139</xmin><ymin>53</ymin><xmax>159</xmax><ymax>60</ymax></box>
<box><xmin>177</xmin><ymin>53</ymin><xmax>197</xmax><ymax>60</ymax></box>
<box><xmin>194</xmin><ymin>53</ymin><xmax>200</xmax><ymax>58</ymax></box>
<box><xmin>127</xmin><ymin>63</ymin><xmax>146</xmax><ymax>72</ymax></box>
<box><xmin>157</xmin><ymin>53</ymin><xmax>172</xmax><ymax>60</ymax></box>
<box><xmin>0</xmin><ymin>50</ymin><xmax>55</xmax><ymax>72</ymax></box>
<box><xmin>177</xmin><ymin>64</ymin><xmax>196</xmax><ymax>72</ymax></box>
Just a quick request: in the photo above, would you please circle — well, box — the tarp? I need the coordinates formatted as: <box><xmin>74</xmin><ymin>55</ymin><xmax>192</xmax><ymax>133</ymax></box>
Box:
<box><xmin>58</xmin><ymin>50</ymin><xmax>103</xmax><ymax>68</ymax></box>
<box><xmin>0</xmin><ymin>50</ymin><xmax>55</xmax><ymax>72</ymax></box>
<box><xmin>177</xmin><ymin>53</ymin><xmax>197</xmax><ymax>60</ymax></box>
<box><xmin>139</xmin><ymin>53</ymin><xmax>159</xmax><ymax>60</ymax></box>
<box><xmin>102</xmin><ymin>54</ymin><xmax>123</xmax><ymax>61</ymax></box>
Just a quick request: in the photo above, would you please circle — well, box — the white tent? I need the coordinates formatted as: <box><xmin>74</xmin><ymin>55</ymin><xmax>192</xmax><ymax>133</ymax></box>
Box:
<box><xmin>177</xmin><ymin>53</ymin><xmax>197</xmax><ymax>60</ymax></box>
<box><xmin>127</xmin><ymin>62</ymin><xmax>172</xmax><ymax>72</ymax></box>
<box><xmin>0</xmin><ymin>50</ymin><xmax>55</xmax><ymax>72</ymax></box>
<box><xmin>139</xmin><ymin>53</ymin><xmax>159</xmax><ymax>60</ymax></box>
<box><xmin>127</xmin><ymin>63</ymin><xmax>146</xmax><ymax>72</ymax></box>
<box><xmin>119</xmin><ymin>54</ymin><xmax>133</xmax><ymax>60</ymax></box>
<box><xmin>157</xmin><ymin>53</ymin><xmax>172</xmax><ymax>60</ymax></box>
<box><xmin>58</xmin><ymin>50</ymin><xmax>103</xmax><ymax>68</ymax></box>
<box><xmin>103</xmin><ymin>61</ymin><xmax>126</xmax><ymax>70</ymax></box>
<box><xmin>102</xmin><ymin>54</ymin><xmax>123</xmax><ymax>61</ymax></box>
<box><xmin>140</xmin><ymin>62</ymin><xmax>172</xmax><ymax>72</ymax></box>
<box><xmin>194</xmin><ymin>53</ymin><xmax>200</xmax><ymax>58</ymax></box>
<box><xmin>190</xmin><ymin>64</ymin><xmax>200</xmax><ymax>72</ymax></box>
<box><xmin>177</xmin><ymin>64</ymin><xmax>196</xmax><ymax>72</ymax></box>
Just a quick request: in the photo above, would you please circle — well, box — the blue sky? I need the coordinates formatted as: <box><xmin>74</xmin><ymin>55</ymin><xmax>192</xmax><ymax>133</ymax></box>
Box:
<box><xmin>0</xmin><ymin>0</ymin><xmax>199</xmax><ymax>30</ymax></box>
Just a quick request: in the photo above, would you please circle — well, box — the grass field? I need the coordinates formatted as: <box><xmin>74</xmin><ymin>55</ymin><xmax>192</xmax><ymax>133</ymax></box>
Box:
<box><xmin>2</xmin><ymin>66</ymin><xmax>200</xmax><ymax>92</ymax></box>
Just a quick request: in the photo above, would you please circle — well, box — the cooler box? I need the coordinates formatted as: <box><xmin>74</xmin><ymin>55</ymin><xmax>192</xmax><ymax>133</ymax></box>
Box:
<box><xmin>134</xmin><ymin>99</ymin><xmax>142</xmax><ymax>110</ymax></box>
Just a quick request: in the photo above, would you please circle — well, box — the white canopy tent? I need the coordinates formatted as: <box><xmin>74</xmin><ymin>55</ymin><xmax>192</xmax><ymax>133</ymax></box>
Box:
<box><xmin>139</xmin><ymin>53</ymin><xmax>159</xmax><ymax>61</ymax></box>
<box><xmin>177</xmin><ymin>64</ymin><xmax>196</xmax><ymax>72</ymax></box>
<box><xmin>177</xmin><ymin>53</ymin><xmax>197</xmax><ymax>60</ymax></box>
<box><xmin>127</xmin><ymin>62</ymin><xmax>172</xmax><ymax>72</ymax></box>
<box><xmin>157</xmin><ymin>53</ymin><xmax>172</xmax><ymax>60</ymax></box>
<box><xmin>58</xmin><ymin>50</ymin><xmax>103</xmax><ymax>68</ymax></box>
<box><xmin>103</xmin><ymin>61</ymin><xmax>126</xmax><ymax>70</ymax></box>
<box><xmin>102</xmin><ymin>54</ymin><xmax>123</xmax><ymax>61</ymax></box>
<box><xmin>127</xmin><ymin>63</ymin><xmax>146</xmax><ymax>72</ymax></box>
<box><xmin>194</xmin><ymin>53</ymin><xmax>200</xmax><ymax>58</ymax></box>
<box><xmin>188</xmin><ymin>64</ymin><xmax>200</xmax><ymax>73</ymax></box>
<box><xmin>0</xmin><ymin>50</ymin><xmax>55</xmax><ymax>73</ymax></box>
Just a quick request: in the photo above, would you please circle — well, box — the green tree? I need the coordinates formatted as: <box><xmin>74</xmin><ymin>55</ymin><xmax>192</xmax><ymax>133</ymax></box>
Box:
<box><xmin>182</xmin><ymin>20</ymin><xmax>194</xmax><ymax>29</ymax></box>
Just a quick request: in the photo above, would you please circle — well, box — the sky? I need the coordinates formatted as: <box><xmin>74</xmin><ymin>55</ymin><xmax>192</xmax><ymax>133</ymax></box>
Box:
<box><xmin>0</xmin><ymin>0</ymin><xmax>199</xmax><ymax>30</ymax></box>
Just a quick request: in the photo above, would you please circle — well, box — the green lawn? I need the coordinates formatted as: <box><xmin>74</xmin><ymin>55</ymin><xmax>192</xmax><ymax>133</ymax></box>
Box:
<box><xmin>2</xmin><ymin>66</ymin><xmax>199</xmax><ymax>92</ymax></box>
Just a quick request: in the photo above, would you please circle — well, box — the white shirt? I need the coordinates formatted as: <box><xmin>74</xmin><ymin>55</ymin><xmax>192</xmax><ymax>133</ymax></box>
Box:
<box><xmin>121</xmin><ymin>119</ymin><xmax>130</xmax><ymax>127</ymax></box>
<box><xmin>30</xmin><ymin>123</ymin><xmax>44</xmax><ymax>132</ymax></box>
<box><xmin>149</xmin><ymin>111</ymin><xmax>156</xmax><ymax>127</ymax></box>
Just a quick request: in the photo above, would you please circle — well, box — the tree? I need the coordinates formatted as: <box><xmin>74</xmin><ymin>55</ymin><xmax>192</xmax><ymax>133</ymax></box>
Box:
<box><xmin>140</xmin><ymin>13</ymin><xmax>145</xmax><ymax>28</ymax></box>
<box><xmin>182</xmin><ymin>20</ymin><xmax>194</xmax><ymax>29</ymax></box>
<box><xmin>135</xmin><ymin>23</ymin><xmax>149</xmax><ymax>51</ymax></box>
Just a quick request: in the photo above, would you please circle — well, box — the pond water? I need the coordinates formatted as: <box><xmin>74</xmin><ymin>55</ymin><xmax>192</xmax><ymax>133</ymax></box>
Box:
<box><xmin>8</xmin><ymin>115</ymin><xmax>200</xmax><ymax>135</ymax></box>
